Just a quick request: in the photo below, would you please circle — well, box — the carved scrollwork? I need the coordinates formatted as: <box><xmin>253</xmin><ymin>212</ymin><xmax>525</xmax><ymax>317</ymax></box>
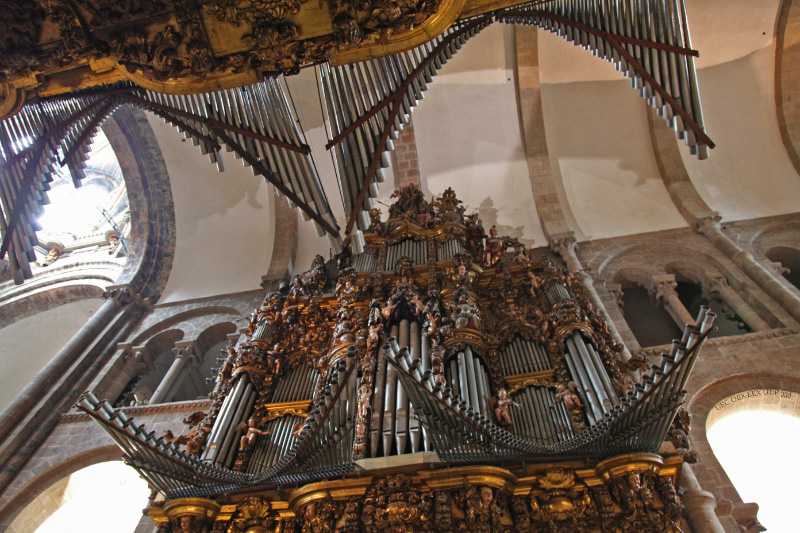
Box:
<box><xmin>0</xmin><ymin>1</ymin><xmax>46</xmax><ymax>78</ymax></box>
<box><xmin>362</xmin><ymin>474</ymin><xmax>434</xmax><ymax>532</ymax></box>
<box><xmin>231</xmin><ymin>496</ymin><xmax>272</xmax><ymax>531</ymax></box>
<box><xmin>112</xmin><ymin>26</ymin><xmax>184</xmax><ymax>81</ymax></box>
<box><xmin>205</xmin><ymin>0</ymin><xmax>307</xmax><ymax>25</ymax></box>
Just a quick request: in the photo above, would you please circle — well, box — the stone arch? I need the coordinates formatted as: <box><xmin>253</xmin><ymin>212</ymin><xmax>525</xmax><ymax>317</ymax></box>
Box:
<box><xmin>776</xmin><ymin>0</ymin><xmax>800</xmax><ymax>176</ymax></box>
<box><xmin>612</xmin><ymin>266</ymin><xmax>682</xmax><ymax>347</ymax></box>
<box><xmin>687</xmin><ymin>373</ymin><xmax>800</xmax><ymax>506</ymax></box>
<box><xmin>611</xmin><ymin>267</ymin><xmax>651</xmax><ymax>289</ymax></box>
<box><xmin>195</xmin><ymin>321</ymin><xmax>238</xmax><ymax>356</ymax></box>
<box><xmin>593</xmin><ymin>240</ymin><xmax>782</xmax><ymax>332</ymax></box>
<box><xmin>103</xmin><ymin>104</ymin><xmax>176</xmax><ymax>302</ymax></box>
<box><xmin>193</xmin><ymin>321</ymin><xmax>239</xmax><ymax>397</ymax></box>
<box><xmin>664</xmin><ymin>260</ymin><xmax>707</xmax><ymax>287</ymax></box>
<box><xmin>591</xmin><ymin>240</ymin><xmax>729</xmax><ymax>284</ymax></box>
<box><xmin>131</xmin><ymin>305</ymin><xmax>242</xmax><ymax>346</ymax></box>
<box><xmin>0</xmin><ymin>445</ymin><xmax>121</xmax><ymax>530</ymax></box>
<box><xmin>766</xmin><ymin>245</ymin><xmax>800</xmax><ymax>287</ymax></box>
<box><xmin>132</xmin><ymin>329</ymin><xmax>187</xmax><ymax>402</ymax></box>
<box><xmin>0</xmin><ymin>283</ymin><xmax>105</xmax><ymax>330</ymax></box>
<box><xmin>747</xmin><ymin>221</ymin><xmax>800</xmax><ymax>257</ymax></box>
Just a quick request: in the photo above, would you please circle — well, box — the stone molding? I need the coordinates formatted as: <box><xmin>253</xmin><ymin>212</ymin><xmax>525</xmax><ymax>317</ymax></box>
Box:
<box><xmin>632</xmin><ymin>328</ymin><xmax>800</xmax><ymax>358</ymax></box>
<box><xmin>60</xmin><ymin>399</ymin><xmax>214</xmax><ymax>423</ymax></box>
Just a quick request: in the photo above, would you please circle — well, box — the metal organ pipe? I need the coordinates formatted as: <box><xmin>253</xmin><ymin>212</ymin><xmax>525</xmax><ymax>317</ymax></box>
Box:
<box><xmin>216</xmin><ymin>380</ymin><xmax>256</xmax><ymax>468</ymax></box>
<box><xmin>563</xmin><ymin>338</ymin><xmax>601</xmax><ymax>424</ymax></box>
<box><xmin>570</xmin><ymin>332</ymin><xmax>614</xmax><ymax>413</ymax></box>
<box><xmin>464</xmin><ymin>348</ymin><xmax>481</xmax><ymax>415</ymax></box>
<box><xmin>222</xmin><ymin>387</ymin><xmax>257</xmax><ymax>468</ymax></box>
<box><xmin>202</xmin><ymin>374</ymin><xmax>247</xmax><ymax>462</ymax></box>
<box><xmin>382</xmin><ymin>327</ymin><xmax>400</xmax><ymax>455</ymax></box>
<box><xmin>586</xmin><ymin>342</ymin><xmax>619</xmax><ymax>407</ymax></box>
<box><xmin>409</xmin><ymin>321</ymin><xmax>422</xmax><ymax>452</ymax></box>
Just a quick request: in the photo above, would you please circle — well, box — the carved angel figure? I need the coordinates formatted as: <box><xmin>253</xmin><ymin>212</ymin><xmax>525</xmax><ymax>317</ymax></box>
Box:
<box><xmin>483</xmin><ymin>226</ymin><xmax>505</xmax><ymax>267</ymax></box>
<box><xmin>237</xmin><ymin>418</ymin><xmax>270</xmax><ymax>452</ymax></box>
<box><xmin>554</xmin><ymin>382</ymin><xmax>582</xmax><ymax>411</ymax></box>
<box><xmin>492</xmin><ymin>389</ymin><xmax>520</xmax><ymax>426</ymax></box>
<box><xmin>464</xmin><ymin>485</ymin><xmax>503</xmax><ymax>533</ymax></box>
<box><xmin>300</xmin><ymin>500</ymin><xmax>336</xmax><ymax>533</ymax></box>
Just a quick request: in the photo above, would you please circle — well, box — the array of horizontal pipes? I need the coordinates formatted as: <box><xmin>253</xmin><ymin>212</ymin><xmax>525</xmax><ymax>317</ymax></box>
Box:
<box><xmin>318</xmin><ymin>20</ymin><xmax>491</xmax><ymax>253</ymax></box>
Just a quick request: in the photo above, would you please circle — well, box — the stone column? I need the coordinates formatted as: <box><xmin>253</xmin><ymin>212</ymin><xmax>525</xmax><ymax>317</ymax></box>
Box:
<box><xmin>679</xmin><ymin>463</ymin><xmax>727</xmax><ymax>533</ymax></box>
<box><xmin>697</xmin><ymin>217</ymin><xmax>800</xmax><ymax>324</ymax></box>
<box><xmin>651</xmin><ymin>274</ymin><xmax>697</xmax><ymax>329</ymax></box>
<box><xmin>550</xmin><ymin>232</ymin><xmax>633</xmax><ymax>363</ymax></box>
<box><xmin>150</xmin><ymin>344</ymin><xmax>198</xmax><ymax>405</ymax></box>
<box><xmin>706</xmin><ymin>274</ymin><xmax>771</xmax><ymax>332</ymax></box>
<box><xmin>0</xmin><ymin>285</ymin><xmax>133</xmax><ymax>441</ymax></box>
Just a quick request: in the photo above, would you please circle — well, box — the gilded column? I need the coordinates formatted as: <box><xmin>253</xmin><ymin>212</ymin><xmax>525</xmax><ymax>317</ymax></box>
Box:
<box><xmin>697</xmin><ymin>217</ymin><xmax>800</xmax><ymax>325</ymax></box>
<box><xmin>651</xmin><ymin>274</ymin><xmax>697</xmax><ymax>329</ymax></box>
<box><xmin>550</xmin><ymin>232</ymin><xmax>633</xmax><ymax>363</ymax></box>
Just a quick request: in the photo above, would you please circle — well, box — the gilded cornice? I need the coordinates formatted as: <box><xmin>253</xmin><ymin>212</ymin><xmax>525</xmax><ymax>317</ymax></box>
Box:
<box><xmin>148</xmin><ymin>458</ymin><xmax>686</xmax><ymax>531</ymax></box>
<box><xmin>0</xmin><ymin>0</ymin><xmax>529</xmax><ymax>114</ymax></box>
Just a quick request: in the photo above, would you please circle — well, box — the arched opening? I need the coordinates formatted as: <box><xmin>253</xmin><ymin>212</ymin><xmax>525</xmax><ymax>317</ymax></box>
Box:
<box><xmin>706</xmin><ymin>389</ymin><xmax>800</xmax><ymax>532</ymax></box>
<box><xmin>7</xmin><ymin>461</ymin><xmax>149</xmax><ymax>533</ymax></box>
<box><xmin>36</xmin><ymin>130</ymin><xmax>130</xmax><ymax>259</ymax></box>
<box><xmin>766</xmin><ymin>246</ymin><xmax>800</xmax><ymax>291</ymax></box>
<box><xmin>675</xmin><ymin>280</ymin><xmax>752</xmax><ymax>337</ymax></box>
<box><xmin>193</xmin><ymin>322</ymin><xmax>238</xmax><ymax>398</ymax></box>
<box><xmin>116</xmin><ymin>329</ymin><xmax>184</xmax><ymax>406</ymax></box>
<box><xmin>618</xmin><ymin>282</ymin><xmax>681</xmax><ymax>347</ymax></box>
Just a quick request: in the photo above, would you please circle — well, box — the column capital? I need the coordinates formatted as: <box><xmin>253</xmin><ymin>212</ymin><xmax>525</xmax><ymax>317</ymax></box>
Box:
<box><xmin>706</xmin><ymin>272</ymin><xmax>730</xmax><ymax>296</ymax></box>
<box><xmin>694</xmin><ymin>212</ymin><xmax>722</xmax><ymax>235</ymax></box>
<box><xmin>605</xmin><ymin>282</ymin><xmax>625</xmax><ymax>309</ymax></box>
<box><xmin>650</xmin><ymin>274</ymin><xmax>678</xmax><ymax>302</ymax></box>
<box><xmin>102</xmin><ymin>284</ymin><xmax>151</xmax><ymax>309</ymax></box>
<box><xmin>173</xmin><ymin>340</ymin><xmax>200</xmax><ymax>365</ymax></box>
<box><xmin>549</xmin><ymin>231</ymin><xmax>577</xmax><ymax>255</ymax></box>
<box><xmin>120</xmin><ymin>343</ymin><xmax>155</xmax><ymax>372</ymax></box>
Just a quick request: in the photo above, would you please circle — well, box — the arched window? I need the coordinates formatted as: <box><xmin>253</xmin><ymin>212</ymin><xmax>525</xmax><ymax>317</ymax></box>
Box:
<box><xmin>192</xmin><ymin>322</ymin><xmax>239</xmax><ymax>398</ymax></box>
<box><xmin>117</xmin><ymin>329</ymin><xmax>184</xmax><ymax>406</ymax></box>
<box><xmin>618</xmin><ymin>283</ymin><xmax>681</xmax><ymax>347</ymax></box>
<box><xmin>706</xmin><ymin>389</ymin><xmax>800</xmax><ymax>531</ymax></box>
<box><xmin>675</xmin><ymin>280</ymin><xmax>752</xmax><ymax>337</ymax></box>
<box><xmin>766</xmin><ymin>246</ymin><xmax>800</xmax><ymax>291</ymax></box>
<box><xmin>8</xmin><ymin>461</ymin><xmax>149</xmax><ymax>533</ymax></box>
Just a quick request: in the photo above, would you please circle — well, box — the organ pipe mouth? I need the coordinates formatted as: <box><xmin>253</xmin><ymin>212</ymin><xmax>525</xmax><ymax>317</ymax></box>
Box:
<box><xmin>387</xmin><ymin>336</ymin><xmax>401</xmax><ymax>355</ymax></box>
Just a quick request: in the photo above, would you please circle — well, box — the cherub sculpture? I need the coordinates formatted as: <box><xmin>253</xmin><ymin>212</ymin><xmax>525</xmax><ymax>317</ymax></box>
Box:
<box><xmin>554</xmin><ymin>381</ymin><xmax>582</xmax><ymax>411</ymax></box>
<box><xmin>237</xmin><ymin>418</ymin><xmax>270</xmax><ymax>452</ymax></box>
<box><xmin>492</xmin><ymin>389</ymin><xmax>520</xmax><ymax>426</ymax></box>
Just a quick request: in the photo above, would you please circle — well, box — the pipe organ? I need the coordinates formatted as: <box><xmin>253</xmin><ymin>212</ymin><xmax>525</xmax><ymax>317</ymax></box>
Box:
<box><xmin>82</xmin><ymin>185</ymin><xmax>713</xmax><ymax>531</ymax></box>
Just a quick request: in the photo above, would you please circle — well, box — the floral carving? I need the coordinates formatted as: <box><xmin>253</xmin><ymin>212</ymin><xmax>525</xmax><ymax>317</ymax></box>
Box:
<box><xmin>111</xmin><ymin>26</ymin><xmax>184</xmax><ymax>80</ymax></box>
